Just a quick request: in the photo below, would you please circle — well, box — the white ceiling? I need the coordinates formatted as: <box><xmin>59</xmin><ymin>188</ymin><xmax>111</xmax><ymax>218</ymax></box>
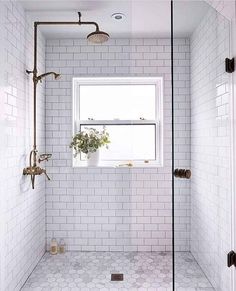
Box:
<box><xmin>20</xmin><ymin>0</ymin><xmax>210</xmax><ymax>38</ymax></box>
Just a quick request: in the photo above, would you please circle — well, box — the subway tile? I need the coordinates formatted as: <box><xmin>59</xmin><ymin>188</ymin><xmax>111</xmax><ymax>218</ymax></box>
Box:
<box><xmin>44</xmin><ymin>35</ymin><xmax>191</xmax><ymax>254</ymax></box>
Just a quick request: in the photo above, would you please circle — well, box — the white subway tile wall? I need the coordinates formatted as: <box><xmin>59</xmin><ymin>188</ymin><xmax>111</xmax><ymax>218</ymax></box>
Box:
<box><xmin>190</xmin><ymin>7</ymin><xmax>231</xmax><ymax>291</ymax></box>
<box><xmin>1</xmin><ymin>1</ymin><xmax>46</xmax><ymax>290</ymax></box>
<box><xmin>45</xmin><ymin>38</ymin><xmax>191</xmax><ymax>252</ymax></box>
<box><xmin>0</xmin><ymin>0</ymin><xmax>234</xmax><ymax>290</ymax></box>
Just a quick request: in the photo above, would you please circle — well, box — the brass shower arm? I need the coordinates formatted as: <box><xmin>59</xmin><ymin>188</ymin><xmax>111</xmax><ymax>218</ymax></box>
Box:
<box><xmin>78</xmin><ymin>12</ymin><xmax>100</xmax><ymax>31</ymax></box>
<box><xmin>34</xmin><ymin>19</ymin><xmax>99</xmax><ymax>32</ymax></box>
<box><xmin>78</xmin><ymin>21</ymin><xmax>100</xmax><ymax>31</ymax></box>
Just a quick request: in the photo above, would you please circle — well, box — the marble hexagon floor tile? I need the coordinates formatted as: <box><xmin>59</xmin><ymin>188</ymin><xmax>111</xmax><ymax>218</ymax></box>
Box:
<box><xmin>21</xmin><ymin>252</ymin><xmax>214</xmax><ymax>291</ymax></box>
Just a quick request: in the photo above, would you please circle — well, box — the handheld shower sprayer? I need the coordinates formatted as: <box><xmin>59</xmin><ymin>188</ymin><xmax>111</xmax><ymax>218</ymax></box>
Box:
<box><xmin>36</xmin><ymin>72</ymin><xmax>61</xmax><ymax>83</ymax></box>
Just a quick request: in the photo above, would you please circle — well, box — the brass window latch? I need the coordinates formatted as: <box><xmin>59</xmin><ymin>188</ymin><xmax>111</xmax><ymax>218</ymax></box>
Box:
<box><xmin>174</xmin><ymin>168</ymin><xmax>191</xmax><ymax>179</ymax></box>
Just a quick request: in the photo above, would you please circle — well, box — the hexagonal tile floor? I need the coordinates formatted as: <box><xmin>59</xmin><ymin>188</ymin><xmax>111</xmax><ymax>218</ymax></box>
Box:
<box><xmin>21</xmin><ymin>252</ymin><xmax>214</xmax><ymax>291</ymax></box>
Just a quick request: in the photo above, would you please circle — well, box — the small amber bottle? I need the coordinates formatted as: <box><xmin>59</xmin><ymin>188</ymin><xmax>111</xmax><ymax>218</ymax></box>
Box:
<box><xmin>50</xmin><ymin>238</ymin><xmax>58</xmax><ymax>255</ymax></box>
<box><xmin>59</xmin><ymin>239</ymin><xmax>66</xmax><ymax>254</ymax></box>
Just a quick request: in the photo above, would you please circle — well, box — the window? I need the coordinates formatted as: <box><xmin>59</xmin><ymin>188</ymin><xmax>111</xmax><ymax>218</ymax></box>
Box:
<box><xmin>73</xmin><ymin>77</ymin><xmax>163</xmax><ymax>167</ymax></box>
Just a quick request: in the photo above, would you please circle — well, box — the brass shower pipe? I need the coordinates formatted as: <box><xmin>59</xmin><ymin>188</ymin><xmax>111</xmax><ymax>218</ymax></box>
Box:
<box><xmin>23</xmin><ymin>12</ymin><xmax>110</xmax><ymax>189</ymax></box>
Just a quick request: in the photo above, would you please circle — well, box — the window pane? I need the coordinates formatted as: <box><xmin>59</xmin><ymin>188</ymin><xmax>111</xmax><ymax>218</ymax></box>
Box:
<box><xmin>79</xmin><ymin>84</ymin><xmax>156</xmax><ymax>120</ymax></box>
<box><xmin>80</xmin><ymin>125</ymin><xmax>156</xmax><ymax>161</ymax></box>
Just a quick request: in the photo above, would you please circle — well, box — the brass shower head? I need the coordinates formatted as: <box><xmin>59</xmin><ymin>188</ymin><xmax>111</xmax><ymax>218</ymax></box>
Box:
<box><xmin>78</xmin><ymin>11</ymin><xmax>110</xmax><ymax>44</ymax></box>
<box><xmin>87</xmin><ymin>30</ymin><xmax>110</xmax><ymax>44</ymax></box>
<box><xmin>37</xmin><ymin>71</ymin><xmax>61</xmax><ymax>82</ymax></box>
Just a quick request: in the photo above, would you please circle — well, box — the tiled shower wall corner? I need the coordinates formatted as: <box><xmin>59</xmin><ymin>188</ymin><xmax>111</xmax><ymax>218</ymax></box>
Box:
<box><xmin>45</xmin><ymin>38</ymin><xmax>190</xmax><ymax>252</ymax></box>
<box><xmin>206</xmin><ymin>0</ymin><xmax>235</xmax><ymax>20</ymax></box>
<box><xmin>190</xmin><ymin>7</ymin><xmax>231</xmax><ymax>291</ymax></box>
<box><xmin>1</xmin><ymin>1</ymin><xmax>46</xmax><ymax>290</ymax></box>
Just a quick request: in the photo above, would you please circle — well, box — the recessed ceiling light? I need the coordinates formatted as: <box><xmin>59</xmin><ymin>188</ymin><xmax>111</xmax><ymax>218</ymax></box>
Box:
<box><xmin>111</xmin><ymin>13</ymin><xmax>125</xmax><ymax>21</ymax></box>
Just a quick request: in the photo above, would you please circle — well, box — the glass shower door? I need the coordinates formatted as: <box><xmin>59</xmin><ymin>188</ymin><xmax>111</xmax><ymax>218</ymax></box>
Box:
<box><xmin>172</xmin><ymin>1</ymin><xmax>232</xmax><ymax>290</ymax></box>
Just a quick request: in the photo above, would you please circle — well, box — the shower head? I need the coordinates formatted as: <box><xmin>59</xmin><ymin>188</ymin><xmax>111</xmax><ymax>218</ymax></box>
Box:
<box><xmin>36</xmin><ymin>71</ymin><xmax>61</xmax><ymax>82</ymax></box>
<box><xmin>87</xmin><ymin>30</ymin><xmax>110</xmax><ymax>44</ymax></box>
<box><xmin>77</xmin><ymin>12</ymin><xmax>109</xmax><ymax>44</ymax></box>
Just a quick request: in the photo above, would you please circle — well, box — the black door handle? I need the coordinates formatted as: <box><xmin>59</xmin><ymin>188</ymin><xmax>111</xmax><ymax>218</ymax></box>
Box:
<box><xmin>174</xmin><ymin>169</ymin><xmax>191</xmax><ymax>179</ymax></box>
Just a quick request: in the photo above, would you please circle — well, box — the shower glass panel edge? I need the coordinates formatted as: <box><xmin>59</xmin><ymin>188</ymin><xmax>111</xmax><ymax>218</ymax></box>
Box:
<box><xmin>171</xmin><ymin>1</ymin><xmax>175</xmax><ymax>291</ymax></box>
<box><xmin>172</xmin><ymin>1</ymin><xmax>232</xmax><ymax>290</ymax></box>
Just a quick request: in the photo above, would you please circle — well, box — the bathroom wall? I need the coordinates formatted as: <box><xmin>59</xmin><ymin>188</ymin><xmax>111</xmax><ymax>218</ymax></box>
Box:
<box><xmin>190</xmin><ymin>7</ymin><xmax>231</xmax><ymax>291</ymax></box>
<box><xmin>45</xmin><ymin>38</ymin><xmax>190</xmax><ymax>252</ymax></box>
<box><xmin>1</xmin><ymin>1</ymin><xmax>46</xmax><ymax>290</ymax></box>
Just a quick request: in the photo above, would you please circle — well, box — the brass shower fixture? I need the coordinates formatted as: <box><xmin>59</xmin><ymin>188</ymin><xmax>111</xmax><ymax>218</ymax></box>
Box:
<box><xmin>38</xmin><ymin>153</ymin><xmax>52</xmax><ymax>163</ymax></box>
<box><xmin>26</xmin><ymin>70</ymin><xmax>61</xmax><ymax>83</ymax></box>
<box><xmin>23</xmin><ymin>150</ymin><xmax>51</xmax><ymax>189</ymax></box>
<box><xmin>23</xmin><ymin>12</ymin><xmax>110</xmax><ymax>189</ymax></box>
<box><xmin>77</xmin><ymin>12</ymin><xmax>110</xmax><ymax>43</ymax></box>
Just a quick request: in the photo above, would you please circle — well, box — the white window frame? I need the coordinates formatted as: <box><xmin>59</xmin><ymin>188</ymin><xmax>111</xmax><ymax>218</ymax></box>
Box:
<box><xmin>72</xmin><ymin>77</ymin><xmax>163</xmax><ymax>167</ymax></box>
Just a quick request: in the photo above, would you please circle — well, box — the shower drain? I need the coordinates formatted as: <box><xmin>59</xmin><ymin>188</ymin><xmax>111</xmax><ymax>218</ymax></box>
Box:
<box><xmin>111</xmin><ymin>273</ymin><xmax>124</xmax><ymax>281</ymax></box>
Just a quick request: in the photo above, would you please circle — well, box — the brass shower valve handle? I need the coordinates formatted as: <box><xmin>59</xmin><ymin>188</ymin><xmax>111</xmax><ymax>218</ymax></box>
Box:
<box><xmin>174</xmin><ymin>168</ymin><xmax>191</xmax><ymax>179</ymax></box>
<box><xmin>23</xmin><ymin>166</ymin><xmax>50</xmax><ymax>179</ymax></box>
<box><xmin>43</xmin><ymin>169</ymin><xmax>51</xmax><ymax>180</ymax></box>
<box><xmin>23</xmin><ymin>150</ymin><xmax>51</xmax><ymax>189</ymax></box>
<box><xmin>23</xmin><ymin>165</ymin><xmax>51</xmax><ymax>189</ymax></box>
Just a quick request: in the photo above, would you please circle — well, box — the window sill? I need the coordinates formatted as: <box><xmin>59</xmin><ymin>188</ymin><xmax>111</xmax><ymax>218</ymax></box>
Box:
<box><xmin>72</xmin><ymin>161</ymin><xmax>163</xmax><ymax>168</ymax></box>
